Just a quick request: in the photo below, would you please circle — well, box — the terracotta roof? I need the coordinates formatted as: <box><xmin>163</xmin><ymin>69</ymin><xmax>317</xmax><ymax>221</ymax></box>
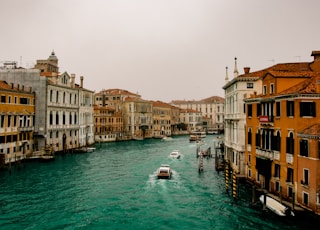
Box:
<box><xmin>0</xmin><ymin>80</ymin><xmax>12</xmax><ymax>90</ymax></box>
<box><xmin>124</xmin><ymin>96</ymin><xmax>148</xmax><ymax>102</ymax></box>
<box><xmin>152</xmin><ymin>100</ymin><xmax>172</xmax><ymax>107</ymax></box>
<box><xmin>96</xmin><ymin>88</ymin><xmax>140</xmax><ymax>97</ymax></box>
<box><xmin>200</xmin><ymin>96</ymin><xmax>225</xmax><ymax>103</ymax></box>
<box><xmin>297</xmin><ymin>123</ymin><xmax>320</xmax><ymax>138</ymax></box>
<box><xmin>279</xmin><ymin>76</ymin><xmax>320</xmax><ymax>95</ymax></box>
<box><xmin>266</xmin><ymin>70</ymin><xmax>316</xmax><ymax>78</ymax></box>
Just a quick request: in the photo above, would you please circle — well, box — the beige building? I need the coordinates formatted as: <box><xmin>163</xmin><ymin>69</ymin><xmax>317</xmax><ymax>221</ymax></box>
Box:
<box><xmin>179</xmin><ymin>109</ymin><xmax>202</xmax><ymax>132</ymax></box>
<box><xmin>171</xmin><ymin>96</ymin><xmax>225</xmax><ymax>133</ymax></box>
<box><xmin>122</xmin><ymin>97</ymin><xmax>153</xmax><ymax>139</ymax></box>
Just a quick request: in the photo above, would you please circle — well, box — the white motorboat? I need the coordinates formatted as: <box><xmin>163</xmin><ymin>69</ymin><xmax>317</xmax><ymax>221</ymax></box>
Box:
<box><xmin>259</xmin><ymin>195</ymin><xmax>295</xmax><ymax>217</ymax></box>
<box><xmin>157</xmin><ymin>164</ymin><xmax>172</xmax><ymax>179</ymax></box>
<box><xmin>169</xmin><ymin>150</ymin><xmax>181</xmax><ymax>159</ymax></box>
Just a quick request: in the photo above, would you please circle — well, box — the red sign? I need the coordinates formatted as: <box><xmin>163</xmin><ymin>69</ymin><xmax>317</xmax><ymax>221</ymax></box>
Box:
<box><xmin>259</xmin><ymin>116</ymin><xmax>269</xmax><ymax>122</ymax></box>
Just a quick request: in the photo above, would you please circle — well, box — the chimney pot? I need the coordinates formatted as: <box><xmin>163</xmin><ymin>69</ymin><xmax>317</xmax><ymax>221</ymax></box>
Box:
<box><xmin>244</xmin><ymin>67</ymin><xmax>250</xmax><ymax>74</ymax></box>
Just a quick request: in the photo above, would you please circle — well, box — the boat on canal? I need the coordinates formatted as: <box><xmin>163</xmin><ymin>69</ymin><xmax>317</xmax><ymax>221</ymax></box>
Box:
<box><xmin>259</xmin><ymin>195</ymin><xmax>295</xmax><ymax>217</ymax></box>
<box><xmin>169</xmin><ymin>150</ymin><xmax>181</xmax><ymax>159</ymax></box>
<box><xmin>157</xmin><ymin>164</ymin><xmax>172</xmax><ymax>179</ymax></box>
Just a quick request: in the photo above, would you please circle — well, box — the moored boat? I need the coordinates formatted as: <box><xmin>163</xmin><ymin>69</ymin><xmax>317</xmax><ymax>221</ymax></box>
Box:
<box><xmin>259</xmin><ymin>195</ymin><xmax>295</xmax><ymax>217</ymax></box>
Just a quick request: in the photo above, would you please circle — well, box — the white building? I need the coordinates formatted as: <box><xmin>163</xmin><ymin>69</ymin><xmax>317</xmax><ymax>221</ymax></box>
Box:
<box><xmin>222</xmin><ymin>58</ymin><xmax>263</xmax><ymax>175</ymax></box>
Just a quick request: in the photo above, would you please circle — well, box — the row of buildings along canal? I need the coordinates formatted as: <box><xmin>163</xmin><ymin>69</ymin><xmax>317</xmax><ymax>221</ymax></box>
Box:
<box><xmin>0</xmin><ymin>51</ymin><xmax>224</xmax><ymax>166</ymax></box>
<box><xmin>1</xmin><ymin>50</ymin><xmax>320</xmax><ymax>216</ymax></box>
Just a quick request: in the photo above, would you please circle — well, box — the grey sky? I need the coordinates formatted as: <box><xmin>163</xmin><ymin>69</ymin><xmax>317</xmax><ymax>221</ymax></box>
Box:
<box><xmin>1</xmin><ymin>0</ymin><xmax>320</xmax><ymax>102</ymax></box>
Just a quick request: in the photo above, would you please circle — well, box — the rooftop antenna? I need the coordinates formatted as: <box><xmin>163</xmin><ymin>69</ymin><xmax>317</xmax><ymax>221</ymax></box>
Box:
<box><xmin>268</xmin><ymin>59</ymin><xmax>275</xmax><ymax>65</ymax></box>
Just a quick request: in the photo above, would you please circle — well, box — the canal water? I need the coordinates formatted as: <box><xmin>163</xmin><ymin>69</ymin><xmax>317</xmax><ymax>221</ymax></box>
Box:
<box><xmin>0</xmin><ymin>136</ymin><xmax>318</xmax><ymax>229</ymax></box>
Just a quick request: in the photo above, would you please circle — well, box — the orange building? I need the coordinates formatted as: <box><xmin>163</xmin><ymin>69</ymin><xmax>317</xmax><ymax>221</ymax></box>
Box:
<box><xmin>245</xmin><ymin>51</ymin><xmax>320</xmax><ymax>214</ymax></box>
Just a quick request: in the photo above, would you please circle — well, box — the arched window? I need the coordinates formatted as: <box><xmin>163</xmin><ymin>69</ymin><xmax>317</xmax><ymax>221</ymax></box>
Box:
<box><xmin>69</xmin><ymin>113</ymin><xmax>72</xmax><ymax>124</ymax></box>
<box><xmin>74</xmin><ymin>113</ymin><xmax>77</xmax><ymax>124</ymax></box>
<box><xmin>286</xmin><ymin>132</ymin><xmax>294</xmax><ymax>154</ymax></box>
<box><xmin>50</xmin><ymin>90</ymin><xmax>53</xmax><ymax>102</ymax></box>
<box><xmin>63</xmin><ymin>92</ymin><xmax>66</xmax><ymax>104</ymax></box>
<box><xmin>70</xmin><ymin>93</ymin><xmax>72</xmax><ymax>104</ymax></box>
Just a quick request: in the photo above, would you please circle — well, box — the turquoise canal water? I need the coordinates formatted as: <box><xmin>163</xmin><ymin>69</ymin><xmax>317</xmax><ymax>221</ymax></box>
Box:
<box><xmin>0</xmin><ymin>136</ymin><xmax>318</xmax><ymax>229</ymax></box>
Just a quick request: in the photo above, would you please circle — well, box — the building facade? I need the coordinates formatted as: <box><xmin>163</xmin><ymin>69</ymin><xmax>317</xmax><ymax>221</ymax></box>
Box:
<box><xmin>0</xmin><ymin>81</ymin><xmax>35</xmax><ymax>166</ymax></box>
<box><xmin>244</xmin><ymin>51</ymin><xmax>320</xmax><ymax>214</ymax></box>
<box><xmin>171</xmin><ymin>96</ymin><xmax>225</xmax><ymax>133</ymax></box>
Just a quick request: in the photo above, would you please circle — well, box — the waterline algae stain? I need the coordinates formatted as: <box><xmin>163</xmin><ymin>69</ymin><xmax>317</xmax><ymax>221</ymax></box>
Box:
<box><xmin>0</xmin><ymin>136</ymin><xmax>318</xmax><ymax>229</ymax></box>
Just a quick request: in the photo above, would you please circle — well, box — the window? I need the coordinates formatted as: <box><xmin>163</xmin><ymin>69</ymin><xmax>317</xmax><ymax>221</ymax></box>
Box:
<box><xmin>248</xmin><ymin>128</ymin><xmax>252</xmax><ymax>145</ymax></box>
<box><xmin>263</xmin><ymin>85</ymin><xmax>267</xmax><ymax>95</ymax></box>
<box><xmin>302</xmin><ymin>168</ymin><xmax>309</xmax><ymax>186</ymax></box>
<box><xmin>303</xmin><ymin>192</ymin><xmax>309</xmax><ymax>206</ymax></box>
<box><xmin>247</xmin><ymin>104</ymin><xmax>252</xmax><ymax>117</ymax></box>
<box><xmin>300</xmin><ymin>139</ymin><xmax>309</xmax><ymax>157</ymax></box>
<box><xmin>50</xmin><ymin>90</ymin><xmax>53</xmax><ymax>102</ymax></box>
<box><xmin>275</xmin><ymin>181</ymin><xmax>280</xmax><ymax>192</ymax></box>
<box><xmin>1</xmin><ymin>95</ymin><xmax>6</xmax><ymax>103</ymax></box>
<box><xmin>20</xmin><ymin>97</ymin><xmax>28</xmax><ymax>104</ymax></box>
<box><xmin>63</xmin><ymin>112</ymin><xmax>66</xmax><ymax>125</ymax></box>
<box><xmin>286</xmin><ymin>133</ymin><xmax>294</xmax><ymax>154</ymax></box>
<box><xmin>276</xmin><ymin>102</ymin><xmax>280</xmax><ymax>116</ymax></box>
<box><xmin>8</xmin><ymin>96</ymin><xmax>11</xmax><ymax>103</ymax></box>
<box><xmin>300</xmin><ymin>102</ymin><xmax>316</xmax><ymax>117</ymax></box>
<box><xmin>274</xmin><ymin>164</ymin><xmax>280</xmax><ymax>178</ymax></box>
<box><xmin>247</xmin><ymin>83</ymin><xmax>253</xmax><ymax>88</ymax></box>
<box><xmin>287</xmin><ymin>168</ymin><xmax>294</xmax><ymax>183</ymax></box>
<box><xmin>255</xmin><ymin>131</ymin><xmax>261</xmax><ymax>147</ymax></box>
<box><xmin>50</xmin><ymin>112</ymin><xmax>53</xmax><ymax>125</ymax></box>
<box><xmin>56</xmin><ymin>112</ymin><xmax>59</xmax><ymax>125</ymax></box>
<box><xmin>270</xmin><ymin>83</ymin><xmax>274</xmax><ymax>94</ymax></box>
<box><xmin>286</xmin><ymin>101</ymin><xmax>294</xmax><ymax>117</ymax></box>
<box><xmin>256</xmin><ymin>103</ymin><xmax>261</xmax><ymax>116</ymax></box>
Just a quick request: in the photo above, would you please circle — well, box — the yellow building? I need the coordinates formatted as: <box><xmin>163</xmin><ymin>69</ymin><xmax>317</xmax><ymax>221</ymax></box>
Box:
<box><xmin>245</xmin><ymin>51</ymin><xmax>320</xmax><ymax>214</ymax></box>
<box><xmin>93</xmin><ymin>105</ymin><xmax>123</xmax><ymax>142</ymax></box>
<box><xmin>0</xmin><ymin>81</ymin><xmax>35</xmax><ymax>167</ymax></box>
<box><xmin>152</xmin><ymin>101</ymin><xmax>172</xmax><ymax>138</ymax></box>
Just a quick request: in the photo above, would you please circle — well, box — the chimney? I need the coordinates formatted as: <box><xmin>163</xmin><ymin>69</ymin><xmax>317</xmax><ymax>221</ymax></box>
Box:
<box><xmin>71</xmin><ymin>74</ymin><xmax>75</xmax><ymax>88</ymax></box>
<box><xmin>80</xmin><ymin>76</ymin><xmax>83</xmax><ymax>88</ymax></box>
<box><xmin>244</xmin><ymin>67</ymin><xmax>250</xmax><ymax>74</ymax></box>
<box><xmin>11</xmin><ymin>83</ymin><xmax>14</xmax><ymax>89</ymax></box>
<box><xmin>311</xmin><ymin>51</ymin><xmax>320</xmax><ymax>61</ymax></box>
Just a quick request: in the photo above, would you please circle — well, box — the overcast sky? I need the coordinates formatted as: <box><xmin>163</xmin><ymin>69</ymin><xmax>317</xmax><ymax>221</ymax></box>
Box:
<box><xmin>1</xmin><ymin>0</ymin><xmax>320</xmax><ymax>102</ymax></box>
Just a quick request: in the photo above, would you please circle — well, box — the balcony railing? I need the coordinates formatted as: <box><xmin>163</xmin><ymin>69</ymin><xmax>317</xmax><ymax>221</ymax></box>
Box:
<box><xmin>18</xmin><ymin>126</ymin><xmax>34</xmax><ymax>132</ymax></box>
<box><xmin>256</xmin><ymin>148</ymin><xmax>273</xmax><ymax>160</ymax></box>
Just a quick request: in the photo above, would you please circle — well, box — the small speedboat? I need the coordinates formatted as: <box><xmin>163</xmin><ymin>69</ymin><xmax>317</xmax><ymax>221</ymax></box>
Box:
<box><xmin>157</xmin><ymin>164</ymin><xmax>172</xmax><ymax>179</ymax></box>
<box><xmin>259</xmin><ymin>195</ymin><xmax>295</xmax><ymax>217</ymax></box>
<box><xmin>169</xmin><ymin>150</ymin><xmax>181</xmax><ymax>159</ymax></box>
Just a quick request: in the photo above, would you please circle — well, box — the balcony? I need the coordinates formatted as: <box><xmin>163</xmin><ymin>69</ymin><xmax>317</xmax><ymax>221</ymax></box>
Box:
<box><xmin>273</xmin><ymin>151</ymin><xmax>280</xmax><ymax>160</ymax></box>
<box><xmin>18</xmin><ymin>126</ymin><xmax>34</xmax><ymax>132</ymax></box>
<box><xmin>286</xmin><ymin>153</ymin><xmax>293</xmax><ymax>164</ymax></box>
<box><xmin>256</xmin><ymin>148</ymin><xmax>273</xmax><ymax>160</ymax></box>
<box><xmin>259</xmin><ymin>115</ymin><xmax>274</xmax><ymax>124</ymax></box>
